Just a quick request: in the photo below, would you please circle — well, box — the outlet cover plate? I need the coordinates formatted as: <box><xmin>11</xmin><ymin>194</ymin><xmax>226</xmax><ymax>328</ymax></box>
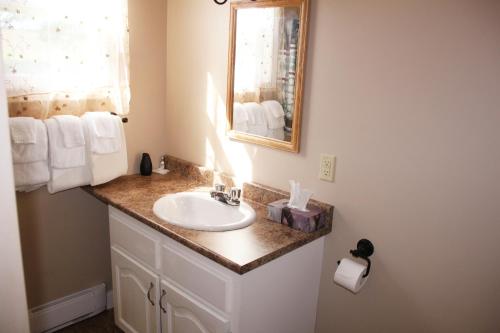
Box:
<box><xmin>319</xmin><ymin>154</ymin><xmax>336</xmax><ymax>182</ymax></box>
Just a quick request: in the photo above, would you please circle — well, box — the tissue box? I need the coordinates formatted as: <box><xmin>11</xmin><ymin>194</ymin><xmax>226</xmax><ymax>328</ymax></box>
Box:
<box><xmin>266</xmin><ymin>199</ymin><xmax>326</xmax><ymax>233</ymax></box>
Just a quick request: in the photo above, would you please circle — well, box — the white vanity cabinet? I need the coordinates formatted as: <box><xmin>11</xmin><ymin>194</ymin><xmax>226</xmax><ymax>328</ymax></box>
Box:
<box><xmin>109</xmin><ymin>206</ymin><xmax>324</xmax><ymax>333</ymax></box>
<box><xmin>111</xmin><ymin>247</ymin><xmax>160</xmax><ymax>333</ymax></box>
<box><xmin>160</xmin><ymin>280</ymin><xmax>230</xmax><ymax>333</ymax></box>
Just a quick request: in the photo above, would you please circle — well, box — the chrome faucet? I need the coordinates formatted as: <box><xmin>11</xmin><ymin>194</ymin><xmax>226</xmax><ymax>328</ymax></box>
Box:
<box><xmin>210</xmin><ymin>184</ymin><xmax>241</xmax><ymax>206</ymax></box>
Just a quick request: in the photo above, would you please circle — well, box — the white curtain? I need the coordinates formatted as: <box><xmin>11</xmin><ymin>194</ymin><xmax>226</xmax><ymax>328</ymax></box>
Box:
<box><xmin>234</xmin><ymin>7</ymin><xmax>280</xmax><ymax>96</ymax></box>
<box><xmin>0</xmin><ymin>0</ymin><xmax>130</xmax><ymax>117</ymax></box>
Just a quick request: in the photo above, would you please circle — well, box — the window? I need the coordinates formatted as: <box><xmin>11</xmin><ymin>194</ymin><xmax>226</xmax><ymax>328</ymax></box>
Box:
<box><xmin>0</xmin><ymin>0</ymin><xmax>130</xmax><ymax>117</ymax></box>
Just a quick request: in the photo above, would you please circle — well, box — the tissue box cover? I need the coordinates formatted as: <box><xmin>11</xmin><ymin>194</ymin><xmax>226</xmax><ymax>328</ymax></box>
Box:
<box><xmin>266</xmin><ymin>199</ymin><xmax>326</xmax><ymax>233</ymax></box>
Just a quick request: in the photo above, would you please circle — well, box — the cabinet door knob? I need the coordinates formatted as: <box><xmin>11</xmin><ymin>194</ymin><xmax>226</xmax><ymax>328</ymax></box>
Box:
<box><xmin>160</xmin><ymin>289</ymin><xmax>167</xmax><ymax>313</ymax></box>
<box><xmin>147</xmin><ymin>282</ymin><xmax>155</xmax><ymax>306</ymax></box>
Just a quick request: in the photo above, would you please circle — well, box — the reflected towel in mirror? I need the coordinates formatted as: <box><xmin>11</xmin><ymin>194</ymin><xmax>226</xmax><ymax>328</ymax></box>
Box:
<box><xmin>261</xmin><ymin>100</ymin><xmax>285</xmax><ymax>129</ymax></box>
<box><xmin>244</xmin><ymin>102</ymin><xmax>268</xmax><ymax>136</ymax></box>
<box><xmin>233</xmin><ymin>103</ymin><xmax>249</xmax><ymax>132</ymax></box>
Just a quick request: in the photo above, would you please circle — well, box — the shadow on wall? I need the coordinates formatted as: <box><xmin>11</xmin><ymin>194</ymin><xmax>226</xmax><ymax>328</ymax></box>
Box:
<box><xmin>16</xmin><ymin>188</ymin><xmax>111</xmax><ymax>308</ymax></box>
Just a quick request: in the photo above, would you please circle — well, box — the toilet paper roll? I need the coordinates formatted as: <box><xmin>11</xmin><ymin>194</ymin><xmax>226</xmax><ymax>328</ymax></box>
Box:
<box><xmin>334</xmin><ymin>258</ymin><xmax>368</xmax><ymax>293</ymax></box>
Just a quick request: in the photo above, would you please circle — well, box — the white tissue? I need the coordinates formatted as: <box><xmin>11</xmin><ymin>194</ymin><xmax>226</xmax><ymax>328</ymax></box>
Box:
<box><xmin>288</xmin><ymin>180</ymin><xmax>313</xmax><ymax>211</ymax></box>
<box><xmin>289</xmin><ymin>180</ymin><xmax>300</xmax><ymax>207</ymax></box>
<box><xmin>334</xmin><ymin>258</ymin><xmax>368</xmax><ymax>293</ymax></box>
<box><xmin>153</xmin><ymin>168</ymin><xmax>169</xmax><ymax>175</ymax></box>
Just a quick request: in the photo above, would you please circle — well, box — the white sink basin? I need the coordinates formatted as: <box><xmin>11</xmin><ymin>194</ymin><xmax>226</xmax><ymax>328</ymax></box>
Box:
<box><xmin>153</xmin><ymin>192</ymin><xmax>256</xmax><ymax>231</ymax></box>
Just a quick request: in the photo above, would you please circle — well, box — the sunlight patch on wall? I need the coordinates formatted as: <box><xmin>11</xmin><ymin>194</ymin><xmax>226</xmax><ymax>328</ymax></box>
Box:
<box><xmin>206</xmin><ymin>72</ymin><xmax>253</xmax><ymax>185</ymax></box>
<box><xmin>205</xmin><ymin>137</ymin><xmax>215</xmax><ymax>170</ymax></box>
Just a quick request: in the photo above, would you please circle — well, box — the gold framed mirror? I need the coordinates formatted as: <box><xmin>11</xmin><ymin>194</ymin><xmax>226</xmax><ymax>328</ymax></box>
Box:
<box><xmin>226</xmin><ymin>0</ymin><xmax>310</xmax><ymax>153</ymax></box>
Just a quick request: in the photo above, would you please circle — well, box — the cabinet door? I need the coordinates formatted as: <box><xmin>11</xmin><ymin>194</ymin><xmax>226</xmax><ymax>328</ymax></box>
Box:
<box><xmin>112</xmin><ymin>247</ymin><xmax>160</xmax><ymax>333</ymax></box>
<box><xmin>160</xmin><ymin>280</ymin><xmax>230</xmax><ymax>333</ymax></box>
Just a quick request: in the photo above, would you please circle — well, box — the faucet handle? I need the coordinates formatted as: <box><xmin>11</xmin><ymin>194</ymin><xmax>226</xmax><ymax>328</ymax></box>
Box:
<box><xmin>214</xmin><ymin>183</ymin><xmax>226</xmax><ymax>193</ymax></box>
<box><xmin>229</xmin><ymin>187</ymin><xmax>242</xmax><ymax>202</ymax></box>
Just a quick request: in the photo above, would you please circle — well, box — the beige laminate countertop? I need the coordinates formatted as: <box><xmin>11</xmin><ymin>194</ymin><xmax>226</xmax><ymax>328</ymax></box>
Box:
<box><xmin>83</xmin><ymin>171</ymin><xmax>333</xmax><ymax>274</ymax></box>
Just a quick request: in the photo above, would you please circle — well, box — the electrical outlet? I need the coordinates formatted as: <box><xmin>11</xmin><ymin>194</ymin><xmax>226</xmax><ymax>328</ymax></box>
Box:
<box><xmin>319</xmin><ymin>154</ymin><xmax>336</xmax><ymax>182</ymax></box>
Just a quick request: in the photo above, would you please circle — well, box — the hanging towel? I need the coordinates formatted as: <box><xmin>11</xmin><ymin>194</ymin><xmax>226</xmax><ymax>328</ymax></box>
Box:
<box><xmin>244</xmin><ymin>103</ymin><xmax>268</xmax><ymax>137</ymax></box>
<box><xmin>45</xmin><ymin>118</ymin><xmax>90</xmax><ymax>193</ymax></box>
<box><xmin>9</xmin><ymin>117</ymin><xmax>37</xmax><ymax>144</ymax></box>
<box><xmin>244</xmin><ymin>103</ymin><xmax>267</xmax><ymax>125</ymax></box>
<box><xmin>10</xmin><ymin>118</ymin><xmax>50</xmax><ymax>191</ymax></box>
<box><xmin>83</xmin><ymin>114</ymin><xmax>128</xmax><ymax>186</ymax></box>
<box><xmin>53</xmin><ymin>115</ymin><xmax>85</xmax><ymax>148</ymax></box>
<box><xmin>234</xmin><ymin>121</ymin><xmax>249</xmax><ymax>133</ymax></box>
<box><xmin>233</xmin><ymin>103</ymin><xmax>249</xmax><ymax>132</ymax></box>
<box><xmin>16</xmin><ymin>184</ymin><xmax>45</xmax><ymax>193</ymax></box>
<box><xmin>92</xmin><ymin>113</ymin><xmax>119</xmax><ymax>138</ymax></box>
<box><xmin>10</xmin><ymin>118</ymin><xmax>48</xmax><ymax>163</ymax></box>
<box><xmin>267</xmin><ymin>128</ymin><xmax>285</xmax><ymax>141</ymax></box>
<box><xmin>261</xmin><ymin>100</ymin><xmax>286</xmax><ymax>130</ymax></box>
<box><xmin>262</xmin><ymin>100</ymin><xmax>285</xmax><ymax>118</ymax></box>
<box><xmin>47</xmin><ymin>165</ymin><xmax>90</xmax><ymax>194</ymax></box>
<box><xmin>233</xmin><ymin>103</ymin><xmax>249</xmax><ymax>123</ymax></box>
<box><xmin>14</xmin><ymin>161</ymin><xmax>50</xmax><ymax>191</ymax></box>
<box><xmin>46</xmin><ymin>118</ymin><xmax>86</xmax><ymax>169</ymax></box>
<box><xmin>82</xmin><ymin>112</ymin><xmax>121</xmax><ymax>154</ymax></box>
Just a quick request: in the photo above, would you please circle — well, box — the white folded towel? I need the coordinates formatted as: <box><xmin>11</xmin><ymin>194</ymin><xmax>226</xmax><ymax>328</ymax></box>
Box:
<box><xmin>261</xmin><ymin>100</ymin><xmax>285</xmax><ymax>118</ymax></box>
<box><xmin>244</xmin><ymin>103</ymin><xmax>268</xmax><ymax>136</ymax></box>
<box><xmin>247</xmin><ymin>123</ymin><xmax>268</xmax><ymax>137</ymax></box>
<box><xmin>244</xmin><ymin>102</ymin><xmax>266</xmax><ymax>125</ymax></box>
<box><xmin>16</xmin><ymin>184</ymin><xmax>45</xmax><ymax>193</ymax></box>
<box><xmin>45</xmin><ymin>118</ymin><xmax>86</xmax><ymax>169</ymax></box>
<box><xmin>53</xmin><ymin>115</ymin><xmax>85</xmax><ymax>148</ymax></box>
<box><xmin>46</xmin><ymin>118</ymin><xmax>90</xmax><ymax>193</ymax></box>
<box><xmin>10</xmin><ymin>119</ymin><xmax>48</xmax><ymax>163</ymax></box>
<box><xmin>233</xmin><ymin>103</ymin><xmax>249</xmax><ymax>124</ymax></box>
<box><xmin>14</xmin><ymin>161</ymin><xmax>50</xmax><ymax>191</ymax></box>
<box><xmin>89</xmin><ymin>112</ymin><xmax>119</xmax><ymax>138</ymax></box>
<box><xmin>261</xmin><ymin>100</ymin><xmax>286</xmax><ymax>129</ymax></box>
<box><xmin>267</xmin><ymin>128</ymin><xmax>285</xmax><ymax>141</ymax></box>
<box><xmin>83</xmin><ymin>115</ymin><xmax>128</xmax><ymax>186</ymax></box>
<box><xmin>245</xmin><ymin>103</ymin><xmax>267</xmax><ymax>125</ymax></box>
<box><xmin>47</xmin><ymin>165</ymin><xmax>90</xmax><ymax>194</ymax></box>
<box><xmin>9</xmin><ymin>117</ymin><xmax>37</xmax><ymax>144</ymax></box>
<box><xmin>233</xmin><ymin>103</ymin><xmax>249</xmax><ymax>132</ymax></box>
<box><xmin>10</xmin><ymin>117</ymin><xmax>50</xmax><ymax>191</ymax></box>
<box><xmin>234</xmin><ymin>121</ymin><xmax>249</xmax><ymax>132</ymax></box>
<box><xmin>82</xmin><ymin>112</ymin><xmax>121</xmax><ymax>154</ymax></box>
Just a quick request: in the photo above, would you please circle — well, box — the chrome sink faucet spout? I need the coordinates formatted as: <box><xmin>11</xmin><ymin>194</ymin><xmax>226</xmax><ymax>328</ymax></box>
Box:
<box><xmin>210</xmin><ymin>184</ymin><xmax>241</xmax><ymax>206</ymax></box>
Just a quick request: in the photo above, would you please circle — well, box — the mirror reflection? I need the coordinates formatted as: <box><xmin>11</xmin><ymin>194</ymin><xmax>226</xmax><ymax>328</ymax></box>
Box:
<box><xmin>232</xmin><ymin>6</ymin><xmax>301</xmax><ymax>142</ymax></box>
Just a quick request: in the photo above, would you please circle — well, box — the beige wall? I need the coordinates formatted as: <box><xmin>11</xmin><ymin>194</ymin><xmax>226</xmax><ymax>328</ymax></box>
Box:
<box><xmin>17</xmin><ymin>189</ymin><xmax>110</xmax><ymax>308</ymax></box>
<box><xmin>17</xmin><ymin>0</ymin><xmax>167</xmax><ymax>308</ymax></box>
<box><xmin>126</xmin><ymin>0</ymin><xmax>168</xmax><ymax>172</ymax></box>
<box><xmin>166</xmin><ymin>0</ymin><xmax>500</xmax><ymax>332</ymax></box>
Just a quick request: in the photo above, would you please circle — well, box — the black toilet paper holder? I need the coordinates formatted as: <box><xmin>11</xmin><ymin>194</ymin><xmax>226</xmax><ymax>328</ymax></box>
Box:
<box><xmin>337</xmin><ymin>239</ymin><xmax>374</xmax><ymax>278</ymax></box>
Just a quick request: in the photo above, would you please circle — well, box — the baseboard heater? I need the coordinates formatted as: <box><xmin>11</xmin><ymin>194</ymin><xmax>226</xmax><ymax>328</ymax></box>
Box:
<box><xmin>29</xmin><ymin>283</ymin><xmax>107</xmax><ymax>333</ymax></box>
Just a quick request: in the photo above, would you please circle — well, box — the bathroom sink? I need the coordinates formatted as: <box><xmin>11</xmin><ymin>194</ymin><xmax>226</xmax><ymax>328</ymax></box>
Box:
<box><xmin>153</xmin><ymin>192</ymin><xmax>256</xmax><ymax>231</ymax></box>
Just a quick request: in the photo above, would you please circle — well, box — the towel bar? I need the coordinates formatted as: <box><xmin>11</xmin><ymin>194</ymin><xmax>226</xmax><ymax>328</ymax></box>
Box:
<box><xmin>110</xmin><ymin>112</ymin><xmax>128</xmax><ymax>123</ymax></box>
